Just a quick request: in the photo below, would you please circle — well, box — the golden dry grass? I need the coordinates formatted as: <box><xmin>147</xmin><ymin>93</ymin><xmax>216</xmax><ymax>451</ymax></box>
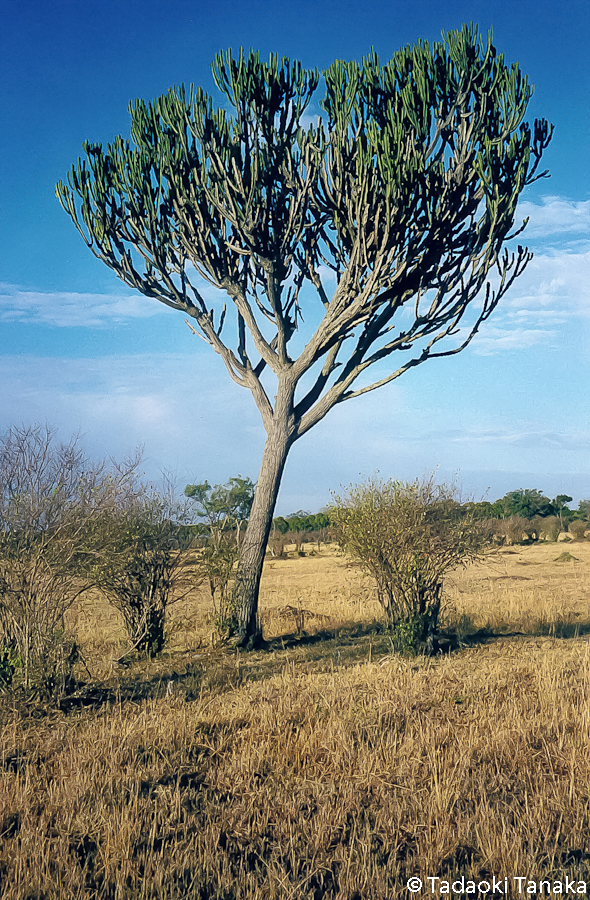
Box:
<box><xmin>2</xmin><ymin>538</ymin><xmax>590</xmax><ymax>898</ymax></box>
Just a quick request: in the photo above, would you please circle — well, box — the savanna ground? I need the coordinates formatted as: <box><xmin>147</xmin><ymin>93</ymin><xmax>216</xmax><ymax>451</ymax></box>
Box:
<box><xmin>2</xmin><ymin>538</ymin><xmax>590</xmax><ymax>899</ymax></box>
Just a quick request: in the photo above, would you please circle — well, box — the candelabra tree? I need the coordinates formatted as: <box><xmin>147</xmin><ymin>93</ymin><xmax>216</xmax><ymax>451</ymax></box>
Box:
<box><xmin>57</xmin><ymin>25</ymin><xmax>552</xmax><ymax>646</ymax></box>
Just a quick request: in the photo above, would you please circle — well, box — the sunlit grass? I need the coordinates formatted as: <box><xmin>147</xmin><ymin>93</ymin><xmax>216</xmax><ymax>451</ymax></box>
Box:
<box><xmin>2</xmin><ymin>538</ymin><xmax>590</xmax><ymax>897</ymax></box>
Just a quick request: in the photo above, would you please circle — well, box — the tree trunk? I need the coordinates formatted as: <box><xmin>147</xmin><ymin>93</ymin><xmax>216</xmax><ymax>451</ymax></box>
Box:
<box><xmin>231</xmin><ymin>420</ymin><xmax>294</xmax><ymax>647</ymax></box>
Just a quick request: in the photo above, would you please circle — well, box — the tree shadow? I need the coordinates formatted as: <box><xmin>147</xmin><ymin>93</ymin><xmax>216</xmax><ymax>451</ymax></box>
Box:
<box><xmin>8</xmin><ymin>615</ymin><xmax>590</xmax><ymax>718</ymax></box>
<box><xmin>51</xmin><ymin>625</ymin><xmax>391</xmax><ymax>713</ymax></box>
<box><xmin>457</xmin><ymin>620</ymin><xmax>590</xmax><ymax>646</ymax></box>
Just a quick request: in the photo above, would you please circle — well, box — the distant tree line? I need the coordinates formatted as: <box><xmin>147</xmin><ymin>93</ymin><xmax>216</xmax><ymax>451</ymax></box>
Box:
<box><xmin>265</xmin><ymin>487</ymin><xmax>590</xmax><ymax>565</ymax></box>
<box><xmin>272</xmin><ymin>512</ymin><xmax>331</xmax><ymax>534</ymax></box>
<box><xmin>460</xmin><ymin>490</ymin><xmax>590</xmax><ymax>544</ymax></box>
<box><xmin>267</xmin><ymin>512</ymin><xmax>332</xmax><ymax>558</ymax></box>
<box><xmin>271</xmin><ymin>488</ymin><xmax>590</xmax><ymax>541</ymax></box>
<box><xmin>463</xmin><ymin>489</ymin><xmax>587</xmax><ymax>523</ymax></box>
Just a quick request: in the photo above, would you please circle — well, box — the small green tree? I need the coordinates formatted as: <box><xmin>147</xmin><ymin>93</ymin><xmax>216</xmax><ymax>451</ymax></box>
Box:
<box><xmin>462</xmin><ymin>500</ymin><xmax>497</xmax><ymax>520</ymax></box>
<box><xmin>184</xmin><ymin>477</ymin><xmax>254</xmax><ymax>628</ymax></box>
<box><xmin>184</xmin><ymin>477</ymin><xmax>255</xmax><ymax>547</ymax></box>
<box><xmin>330</xmin><ymin>476</ymin><xmax>490</xmax><ymax>651</ymax></box>
<box><xmin>271</xmin><ymin>516</ymin><xmax>290</xmax><ymax>536</ymax></box>
<box><xmin>552</xmin><ymin>494</ymin><xmax>573</xmax><ymax>531</ymax></box>
<box><xmin>308</xmin><ymin>512</ymin><xmax>331</xmax><ymax>551</ymax></box>
<box><xmin>497</xmin><ymin>489</ymin><xmax>555</xmax><ymax>519</ymax></box>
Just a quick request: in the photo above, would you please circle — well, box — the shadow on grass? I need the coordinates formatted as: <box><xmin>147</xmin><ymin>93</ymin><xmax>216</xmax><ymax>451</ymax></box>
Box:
<box><xmin>54</xmin><ymin>624</ymin><xmax>392</xmax><ymax>713</ymax></box>
<box><xmin>264</xmin><ymin>620</ymin><xmax>390</xmax><ymax>655</ymax></box>
<box><xmin>91</xmin><ymin>616</ymin><xmax>590</xmax><ymax>703</ymax></box>
<box><xmin>6</xmin><ymin>617</ymin><xmax>590</xmax><ymax>718</ymax></box>
<box><xmin>457</xmin><ymin>620</ymin><xmax>590</xmax><ymax>646</ymax></box>
<box><xmin>105</xmin><ymin>623</ymin><xmax>394</xmax><ymax>706</ymax></box>
<box><xmin>532</xmin><ymin>620</ymin><xmax>590</xmax><ymax>639</ymax></box>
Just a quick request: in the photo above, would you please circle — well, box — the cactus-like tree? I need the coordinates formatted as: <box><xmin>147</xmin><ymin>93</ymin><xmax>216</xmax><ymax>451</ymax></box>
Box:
<box><xmin>57</xmin><ymin>26</ymin><xmax>552</xmax><ymax>647</ymax></box>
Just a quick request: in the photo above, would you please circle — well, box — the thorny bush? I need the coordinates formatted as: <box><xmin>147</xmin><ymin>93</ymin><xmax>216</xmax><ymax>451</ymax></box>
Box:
<box><xmin>330</xmin><ymin>476</ymin><xmax>491</xmax><ymax>652</ymax></box>
<box><xmin>0</xmin><ymin>425</ymin><xmax>138</xmax><ymax>694</ymax></box>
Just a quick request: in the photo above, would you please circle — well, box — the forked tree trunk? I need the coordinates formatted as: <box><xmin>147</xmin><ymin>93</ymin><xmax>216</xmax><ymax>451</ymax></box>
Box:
<box><xmin>231</xmin><ymin>420</ymin><xmax>294</xmax><ymax>647</ymax></box>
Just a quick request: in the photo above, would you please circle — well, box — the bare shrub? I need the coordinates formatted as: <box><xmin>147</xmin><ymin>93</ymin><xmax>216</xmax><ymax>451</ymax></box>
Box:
<box><xmin>267</xmin><ymin>532</ymin><xmax>287</xmax><ymax>559</ymax></box>
<box><xmin>538</xmin><ymin>516</ymin><xmax>561</xmax><ymax>542</ymax></box>
<box><xmin>568</xmin><ymin>520</ymin><xmax>587</xmax><ymax>541</ymax></box>
<box><xmin>486</xmin><ymin>518</ymin><xmax>506</xmax><ymax>545</ymax></box>
<box><xmin>286</xmin><ymin>530</ymin><xmax>310</xmax><ymax>555</ymax></box>
<box><xmin>313</xmin><ymin>526</ymin><xmax>332</xmax><ymax>551</ymax></box>
<box><xmin>90</xmin><ymin>493</ymin><xmax>197</xmax><ymax>658</ymax></box>
<box><xmin>197</xmin><ymin>533</ymin><xmax>239</xmax><ymax>629</ymax></box>
<box><xmin>330</xmin><ymin>476</ymin><xmax>491</xmax><ymax>651</ymax></box>
<box><xmin>529</xmin><ymin>515</ymin><xmax>545</xmax><ymax>541</ymax></box>
<box><xmin>498</xmin><ymin>516</ymin><xmax>530</xmax><ymax>545</ymax></box>
<box><xmin>0</xmin><ymin>425</ymin><xmax>135</xmax><ymax>693</ymax></box>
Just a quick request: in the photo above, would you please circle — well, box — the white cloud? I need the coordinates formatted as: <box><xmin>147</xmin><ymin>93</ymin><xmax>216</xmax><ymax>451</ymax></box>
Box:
<box><xmin>0</xmin><ymin>284</ymin><xmax>171</xmax><ymax>327</ymax></box>
<box><xmin>0</xmin><ymin>353</ymin><xmax>265</xmax><ymax>485</ymax></box>
<box><xmin>470</xmin><ymin>325</ymin><xmax>556</xmax><ymax>356</ymax></box>
<box><xmin>453</xmin><ymin>318</ymin><xmax>558</xmax><ymax>356</ymax></box>
<box><xmin>517</xmin><ymin>196</ymin><xmax>590</xmax><ymax>238</ymax></box>
<box><xmin>502</xmin><ymin>248</ymin><xmax>590</xmax><ymax>316</ymax></box>
<box><xmin>417</xmin><ymin>424</ymin><xmax>585</xmax><ymax>451</ymax></box>
<box><xmin>459</xmin><ymin>245</ymin><xmax>590</xmax><ymax>353</ymax></box>
<box><xmin>2</xmin><ymin>348</ymin><xmax>590</xmax><ymax>512</ymax></box>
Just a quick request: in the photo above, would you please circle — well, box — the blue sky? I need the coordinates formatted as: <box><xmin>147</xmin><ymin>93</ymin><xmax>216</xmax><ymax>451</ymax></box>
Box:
<box><xmin>1</xmin><ymin>0</ymin><xmax>589</xmax><ymax>514</ymax></box>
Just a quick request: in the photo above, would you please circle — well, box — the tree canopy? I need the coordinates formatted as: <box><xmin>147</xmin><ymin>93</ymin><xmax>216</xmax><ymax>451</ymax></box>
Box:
<box><xmin>57</xmin><ymin>26</ymin><xmax>551</xmax><ymax>429</ymax></box>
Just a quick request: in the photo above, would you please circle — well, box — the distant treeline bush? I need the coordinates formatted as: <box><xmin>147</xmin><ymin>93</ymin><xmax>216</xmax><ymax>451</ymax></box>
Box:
<box><xmin>269</xmin><ymin>488</ymin><xmax>590</xmax><ymax>543</ymax></box>
<box><xmin>462</xmin><ymin>489</ymin><xmax>587</xmax><ymax>523</ymax></box>
<box><xmin>271</xmin><ymin>512</ymin><xmax>331</xmax><ymax>534</ymax></box>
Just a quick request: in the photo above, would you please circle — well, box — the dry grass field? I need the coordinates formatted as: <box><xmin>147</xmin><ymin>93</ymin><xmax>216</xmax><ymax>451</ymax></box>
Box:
<box><xmin>2</xmin><ymin>538</ymin><xmax>590</xmax><ymax>898</ymax></box>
